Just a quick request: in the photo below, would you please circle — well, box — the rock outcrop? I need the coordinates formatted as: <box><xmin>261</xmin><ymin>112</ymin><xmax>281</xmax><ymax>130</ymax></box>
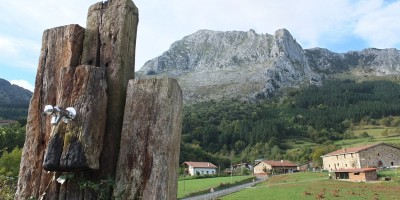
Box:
<box><xmin>137</xmin><ymin>29</ymin><xmax>321</xmax><ymax>102</ymax></box>
<box><xmin>137</xmin><ymin>29</ymin><xmax>400</xmax><ymax>103</ymax></box>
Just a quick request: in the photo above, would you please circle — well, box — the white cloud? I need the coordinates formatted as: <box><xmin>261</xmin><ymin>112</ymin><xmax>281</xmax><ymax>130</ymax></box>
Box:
<box><xmin>0</xmin><ymin>34</ymin><xmax>41</xmax><ymax>70</ymax></box>
<box><xmin>10</xmin><ymin>80</ymin><xmax>35</xmax><ymax>92</ymax></box>
<box><xmin>134</xmin><ymin>0</ymin><xmax>400</xmax><ymax>60</ymax></box>
<box><xmin>0</xmin><ymin>36</ymin><xmax>18</xmax><ymax>56</ymax></box>
<box><xmin>354</xmin><ymin>1</ymin><xmax>400</xmax><ymax>48</ymax></box>
<box><xmin>134</xmin><ymin>0</ymin><xmax>360</xmax><ymax>58</ymax></box>
<box><xmin>1</xmin><ymin>0</ymin><xmax>399</xmax><ymax>76</ymax></box>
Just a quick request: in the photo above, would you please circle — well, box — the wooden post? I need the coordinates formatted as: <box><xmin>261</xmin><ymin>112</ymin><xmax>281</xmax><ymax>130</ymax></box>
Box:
<box><xmin>16</xmin><ymin>0</ymin><xmax>138</xmax><ymax>199</ymax></box>
<box><xmin>114</xmin><ymin>78</ymin><xmax>183</xmax><ymax>200</ymax></box>
<box><xmin>81</xmin><ymin>0</ymin><xmax>139</xmax><ymax>179</ymax></box>
<box><xmin>16</xmin><ymin>24</ymin><xmax>86</xmax><ymax>199</ymax></box>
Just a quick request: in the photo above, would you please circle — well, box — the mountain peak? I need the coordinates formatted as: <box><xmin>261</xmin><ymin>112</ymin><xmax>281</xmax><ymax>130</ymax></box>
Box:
<box><xmin>137</xmin><ymin>29</ymin><xmax>400</xmax><ymax>103</ymax></box>
<box><xmin>274</xmin><ymin>28</ymin><xmax>291</xmax><ymax>37</ymax></box>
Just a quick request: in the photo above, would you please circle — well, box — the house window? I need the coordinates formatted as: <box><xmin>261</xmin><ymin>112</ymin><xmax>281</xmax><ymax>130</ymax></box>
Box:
<box><xmin>329</xmin><ymin>164</ymin><xmax>330</xmax><ymax>167</ymax></box>
<box><xmin>354</xmin><ymin>173</ymin><xmax>360</xmax><ymax>175</ymax></box>
<box><xmin>377</xmin><ymin>153</ymin><xmax>380</xmax><ymax>156</ymax></box>
<box><xmin>337</xmin><ymin>163</ymin><xmax>339</xmax><ymax>166</ymax></box>
<box><xmin>344</xmin><ymin>154</ymin><xmax>346</xmax><ymax>159</ymax></box>
<box><xmin>345</xmin><ymin>164</ymin><xmax>347</xmax><ymax>167</ymax></box>
<box><xmin>336</xmin><ymin>155</ymin><xmax>338</xmax><ymax>159</ymax></box>
<box><xmin>391</xmin><ymin>162</ymin><xmax>394</xmax><ymax>166</ymax></box>
<box><xmin>351</xmin><ymin>153</ymin><xmax>353</xmax><ymax>158</ymax></box>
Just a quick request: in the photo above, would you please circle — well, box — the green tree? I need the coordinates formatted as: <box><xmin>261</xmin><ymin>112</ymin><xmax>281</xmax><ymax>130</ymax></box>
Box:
<box><xmin>270</xmin><ymin>145</ymin><xmax>282</xmax><ymax>160</ymax></box>
<box><xmin>234</xmin><ymin>140</ymin><xmax>245</xmax><ymax>153</ymax></box>
<box><xmin>311</xmin><ymin>144</ymin><xmax>337</xmax><ymax>167</ymax></box>
<box><xmin>0</xmin><ymin>176</ymin><xmax>15</xmax><ymax>200</ymax></box>
<box><xmin>0</xmin><ymin>123</ymin><xmax>26</xmax><ymax>152</ymax></box>
<box><xmin>0</xmin><ymin>147</ymin><xmax>22</xmax><ymax>177</ymax></box>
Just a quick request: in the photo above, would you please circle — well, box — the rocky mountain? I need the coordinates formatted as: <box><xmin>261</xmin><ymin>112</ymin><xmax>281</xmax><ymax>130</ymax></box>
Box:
<box><xmin>0</xmin><ymin>78</ymin><xmax>32</xmax><ymax>119</ymax></box>
<box><xmin>0</xmin><ymin>78</ymin><xmax>32</xmax><ymax>106</ymax></box>
<box><xmin>136</xmin><ymin>29</ymin><xmax>400</xmax><ymax>103</ymax></box>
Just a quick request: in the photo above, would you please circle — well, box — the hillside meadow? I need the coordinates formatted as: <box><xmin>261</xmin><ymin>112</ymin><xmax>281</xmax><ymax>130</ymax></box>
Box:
<box><xmin>177</xmin><ymin>175</ymin><xmax>254</xmax><ymax>199</ymax></box>
<box><xmin>220</xmin><ymin>172</ymin><xmax>400</xmax><ymax>200</ymax></box>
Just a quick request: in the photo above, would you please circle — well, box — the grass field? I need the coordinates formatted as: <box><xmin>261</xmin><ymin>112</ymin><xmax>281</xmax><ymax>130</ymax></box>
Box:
<box><xmin>177</xmin><ymin>175</ymin><xmax>253</xmax><ymax>198</ymax></box>
<box><xmin>283</xmin><ymin>124</ymin><xmax>400</xmax><ymax>151</ymax></box>
<box><xmin>336</xmin><ymin>125</ymin><xmax>400</xmax><ymax>148</ymax></box>
<box><xmin>283</xmin><ymin>137</ymin><xmax>316</xmax><ymax>149</ymax></box>
<box><xmin>220</xmin><ymin>172</ymin><xmax>400</xmax><ymax>200</ymax></box>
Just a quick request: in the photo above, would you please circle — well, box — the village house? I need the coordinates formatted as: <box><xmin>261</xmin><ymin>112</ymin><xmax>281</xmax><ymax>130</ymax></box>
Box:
<box><xmin>0</xmin><ymin>120</ymin><xmax>17</xmax><ymax>126</ymax></box>
<box><xmin>333</xmin><ymin>168</ymin><xmax>378</xmax><ymax>182</ymax></box>
<box><xmin>298</xmin><ymin>161</ymin><xmax>314</xmax><ymax>172</ymax></box>
<box><xmin>232</xmin><ymin>163</ymin><xmax>253</xmax><ymax>171</ymax></box>
<box><xmin>182</xmin><ymin>161</ymin><xmax>218</xmax><ymax>176</ymax></box>
<box><xmin>321</xmin><ymin>142</ymin><xmax>400</xmax><ymax>172</ymax></box>
<box><xmin>253</xmin><ymin>160</ymin><xmax>297</xmax><ymax>174</ymax></box>
<box><xmin>223</xmin><ymin>163</ymin><xmax>253</xmax><ymax>175</ymax></box>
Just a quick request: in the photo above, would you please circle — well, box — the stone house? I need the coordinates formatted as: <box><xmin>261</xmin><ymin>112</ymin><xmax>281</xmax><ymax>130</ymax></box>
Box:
<box><xmin>182</xmin><ymin>161</ymin><xmax>218</xmax><ymax>176</ymax></box>
<box><xmin>253</xmin><ymin>160</ymin><xmax>297</xmax><ymax>174</ymax></box>
<box><xmin>321</xmin><ymin>143</ymin><xmax>400</xmax><ymax>172</ymax></box>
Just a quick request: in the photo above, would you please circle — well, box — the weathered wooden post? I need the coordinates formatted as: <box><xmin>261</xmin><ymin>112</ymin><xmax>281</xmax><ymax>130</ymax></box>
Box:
<box><xmin>16</xmin><ymin>0</ymin><xmax>139</xmax><ymax>199</ymax></box>
<box><xmin>16</xmin><ymin>0</ymin><xmax>183</xmax><ymax>199</ymax></box>
<box><xmin>15</xmin><ymin>24</ymin><xmax>90</xmax><ymax>199</ymax></box>
<box><xmin>114</xmin><ymin>78</ymin><xmax>183</xmax><ymax>199</ymax></box>
<box><xmin>80</xmin><ymin>0</ymin><xmax>139</xmax><ymax>185</ymax></box>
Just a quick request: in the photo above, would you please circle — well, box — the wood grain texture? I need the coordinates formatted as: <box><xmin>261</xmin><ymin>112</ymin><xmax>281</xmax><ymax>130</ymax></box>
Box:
<box><xmin>16</xmin><ymin>24</ymin><xmax>85</xmax><ymax>199</ymax></box>
<box><xmin>16</xmin><ymin>0</ymin><xmax>139</xmax><ymax>199</ymax></box>
<box><xmin>81</xmin><ymin>0</ymin><xmax>139</xmax><ymax>178</ymax></box>
<box><xmin>114</xmin><ymin>78</ymin><xmax>183</xmax><ymax>200</ymax></box>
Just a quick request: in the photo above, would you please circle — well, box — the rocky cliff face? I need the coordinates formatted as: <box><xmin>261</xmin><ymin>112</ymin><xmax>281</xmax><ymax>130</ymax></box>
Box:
<box><xmin>137</xmin><ymin>29</ymin><xmax>400</xmax><ymax>103</ymax></box>
<box><xmin>306</xmin><ymin>48</ymin><xmax>400</xmax><ymax>75</ymax></box>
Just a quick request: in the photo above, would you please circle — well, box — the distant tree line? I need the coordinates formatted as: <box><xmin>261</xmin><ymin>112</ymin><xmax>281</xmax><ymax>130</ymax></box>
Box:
<box><xmin>0</xmin><ymin>106</ymin><xmax>28</xmax><ymax>120</ymax></box>
<box><xmin>181</xmin><ymin>79</ymin><xmax>400</xmax><ymax>168</ymax></box>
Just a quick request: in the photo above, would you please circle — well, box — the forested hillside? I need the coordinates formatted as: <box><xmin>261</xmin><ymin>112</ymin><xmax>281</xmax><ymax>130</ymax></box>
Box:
<box><xmin>0</xmin><ymin>78</ymin><xmax>32</xmax><ymax>120</ymax></box>
<box><xmin>181</xmin><ymin>79</ymin><xmax>400</xmax><ymax>167</ymax></box>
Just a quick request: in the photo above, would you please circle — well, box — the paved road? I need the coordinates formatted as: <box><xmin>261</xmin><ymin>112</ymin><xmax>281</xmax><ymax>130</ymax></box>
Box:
<box><xmin>181</xmin><ymin>176</ymin><xmax>266</xmax><ymax>200</ymax></box>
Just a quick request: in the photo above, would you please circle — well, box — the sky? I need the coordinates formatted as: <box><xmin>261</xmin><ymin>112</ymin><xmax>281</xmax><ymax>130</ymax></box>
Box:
<box><xmin>1</xmin><ymin>0</ymin><xmax>399</xmax><ymax>92</ymax></box>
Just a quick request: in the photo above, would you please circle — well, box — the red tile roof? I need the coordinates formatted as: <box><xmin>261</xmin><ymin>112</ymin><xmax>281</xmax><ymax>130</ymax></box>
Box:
<box><xmin>183</xmin><ymin>162</ymin><xmax>217</xmax><ymax>168</ymax></box>
<box><xmin>258</xmin><ymin>160</ymin><xmax>297</xmax><ymax>167</ymax></box>
<box><xmin>334</xmin><ymin>168</ymin><xmax>377</xmax><ymax>173</ymax></box>
<box><xmin>323</xmin><ymin>143</ymin><xmax>385</xmax><ymax>157</ymax></box>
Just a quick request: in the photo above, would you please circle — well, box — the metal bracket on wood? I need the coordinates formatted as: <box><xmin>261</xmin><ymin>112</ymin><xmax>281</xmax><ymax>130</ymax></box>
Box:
<box><xmin>43</xmin><ymin>105</ymin><xmax>76</xmax><ymax>125</ymax></box>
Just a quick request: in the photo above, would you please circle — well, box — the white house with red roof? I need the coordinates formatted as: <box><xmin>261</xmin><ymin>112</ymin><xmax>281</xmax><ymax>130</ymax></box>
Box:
<box><xmin>321</xmin><ymin>142</ymin><xmax>400</xmax><ymax>172</ymax></box>
<box><xmin>183</xmin><ymin>161</ymin><xmax>218</xmax><ymax>176</ymax></box>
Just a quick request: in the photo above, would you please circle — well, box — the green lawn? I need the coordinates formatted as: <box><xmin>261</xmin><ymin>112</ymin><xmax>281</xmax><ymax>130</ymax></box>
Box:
<box><xmin>335</xmin><ymin>135</ymin><xmax>400</xmax><ymax>148</ymax></box>
<box><xmin>283</xmin><ymin>137</ymin><xmax>315</xmax><ymax>149</ymax></box>
<box><xmin>220</xmin><ymin>172</ymin><xmax>400</xmax><ymax>200</ymax></box>
<box><xmin>177</xmin><ymin>175</ymin><xmax>253</xmax><ymax>199</ymax></box>
<box><xmin>352</xmin><ymin>126</ymin><xmax>400</xmax><ymax>137</ymax></box>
